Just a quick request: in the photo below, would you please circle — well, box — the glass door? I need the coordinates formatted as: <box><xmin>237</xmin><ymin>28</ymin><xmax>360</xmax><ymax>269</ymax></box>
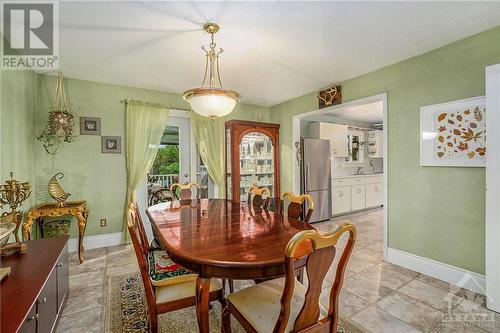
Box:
<box><xmin>147</xmin><ymin>115</ymin><xmax>191</xmax><ymax>206</ymax></box>
<box><xmin>239</xmin><ymin>132</ymin><xmax>274</xmax><ymax>201</ymax></box>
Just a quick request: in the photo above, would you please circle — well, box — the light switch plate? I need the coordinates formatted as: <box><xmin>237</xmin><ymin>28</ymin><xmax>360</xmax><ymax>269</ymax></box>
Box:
<box><xmin>100</xmin><ymin>219</ymin><xmax>107</xmax><ymax>227</ymax></box>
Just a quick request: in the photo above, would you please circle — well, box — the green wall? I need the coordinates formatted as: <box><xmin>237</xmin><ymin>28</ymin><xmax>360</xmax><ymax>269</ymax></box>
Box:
<box><xmin>1</xmin><ymin>70</ymin><xmax>37</xmax><ymax>213</ymax></box>
<box><xmin>271</xmin><ymin>26</ymin><xmax>500</xmax><ymax>274</ymax></box>
<box><xmin>34</xmin><ymin>75</ymin><xmax>269</xmax><ymax>238</ymax></box>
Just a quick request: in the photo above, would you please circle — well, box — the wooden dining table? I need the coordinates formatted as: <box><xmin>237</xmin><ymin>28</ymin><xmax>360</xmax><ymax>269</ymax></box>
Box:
<box><xmin>146</xmin><ymin>198</ymin><xmax>314</xmax><ymax>333</ymax></box>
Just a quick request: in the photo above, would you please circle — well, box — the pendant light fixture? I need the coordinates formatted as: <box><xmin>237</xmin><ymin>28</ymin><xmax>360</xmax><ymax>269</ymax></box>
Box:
<box><xmin>183</xmin><ymin>23</ymin><xmax>240</xmax><ymax>120</ymax></box>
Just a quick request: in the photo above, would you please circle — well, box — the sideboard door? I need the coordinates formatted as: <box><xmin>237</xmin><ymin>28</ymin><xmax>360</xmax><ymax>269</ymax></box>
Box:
<box><xmin>18</xmin><ymin>303</ymin><xmax>37</xmax><ymax>333</ymax></box>
<box><xmin>37</xmin><ymin>268</ymin><xmax>58</xmax><ymax>333</ymax></box>
<box><xmin>56</xmin><ymin>243</ymin><xmax>69</xmax><ymax>313</ymax></box>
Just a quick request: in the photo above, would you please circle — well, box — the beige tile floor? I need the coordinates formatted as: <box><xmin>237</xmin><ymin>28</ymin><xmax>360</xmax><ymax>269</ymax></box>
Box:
<box><xmin>55</xmin><ymin>208</ymin><xmax>498</xmax><ymax>333</ymax></box>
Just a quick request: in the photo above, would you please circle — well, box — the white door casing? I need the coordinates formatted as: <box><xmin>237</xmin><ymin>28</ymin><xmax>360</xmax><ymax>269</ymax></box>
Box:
<box><xmin>485</xmin><ymin>64</ymin><xmax>500</xmax><ymax>312</ymax></box>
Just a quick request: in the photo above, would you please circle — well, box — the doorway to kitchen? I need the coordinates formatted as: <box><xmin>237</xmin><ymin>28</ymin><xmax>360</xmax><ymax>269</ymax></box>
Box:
<box><xmin>291</xmin><ymin>93</ymin><xmax>388</xmax><ymax>258</ymax></box>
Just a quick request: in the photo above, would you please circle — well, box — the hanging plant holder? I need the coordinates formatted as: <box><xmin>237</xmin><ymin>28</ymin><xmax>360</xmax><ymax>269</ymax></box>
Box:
<box><xmin>37</xmin><ymin>72</ymin><xmax>75</xmax><ymax>154</ymax></box>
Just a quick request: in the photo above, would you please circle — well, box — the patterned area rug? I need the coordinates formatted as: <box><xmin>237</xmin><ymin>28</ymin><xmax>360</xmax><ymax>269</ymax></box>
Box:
<box><xmin>105</xmin><ymin>273</ymin><xmax>370</xmax><ymax>333</ymax></box>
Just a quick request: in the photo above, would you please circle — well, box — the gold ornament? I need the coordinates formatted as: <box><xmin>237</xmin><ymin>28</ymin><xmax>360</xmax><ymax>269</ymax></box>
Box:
<box><xmin>48</xmin><ymin>173</ymin><xmax>71</xmax><ymax>207</ymax></box>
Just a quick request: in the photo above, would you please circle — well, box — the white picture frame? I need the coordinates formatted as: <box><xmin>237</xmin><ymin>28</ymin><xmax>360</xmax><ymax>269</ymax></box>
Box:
<box><xmin>421</xmin><ymin>96</ymin><xmax>486</xmax><ymax>167</ymax></box>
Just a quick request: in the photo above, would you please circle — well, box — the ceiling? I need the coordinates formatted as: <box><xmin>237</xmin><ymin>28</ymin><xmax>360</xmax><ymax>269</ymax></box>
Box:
<box><xmin>57</xmin><ymin>1</ymin><xmax>500</xmax><ymax>107</ymax></box>
<box><xmin>323</xmin><ymin>101</ymin><xmax>383</xmax><ymax>124</ymax></box>
<box><xmin>301</xmin><ymin>100</ymin><xmax>383</xmax><ymax>127</ymax></box>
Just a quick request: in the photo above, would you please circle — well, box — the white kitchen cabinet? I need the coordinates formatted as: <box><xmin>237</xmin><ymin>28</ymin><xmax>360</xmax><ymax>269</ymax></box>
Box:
<box><xmin>309</xmin><ymin>122</ymin><xmax>348</xmax><ymax>157</ymax></box>
<box><xmin>350</xmin><ymin>184</ymin><xmax>366</xmax><ymax>211</ymax></box>
<box><xmin>332</xmin><ymin>185</ymin><xmax>350</xmax><ymax>215</ymax></box>
<box><xmin>366</xmin><ymin>182</ymin><xmax>384</xmax><ymax>207</ymax></box>
<box><xmin>368</xmin><ymin>130</ymin><xmax>383</xmax><ymax>158</ymax></box>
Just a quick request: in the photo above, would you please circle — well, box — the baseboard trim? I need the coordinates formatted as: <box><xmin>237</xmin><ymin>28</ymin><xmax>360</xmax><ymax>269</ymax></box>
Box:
<box><xmin>68</xmin><ymin>232</ymin><xmax>123</xmax><ymax>253</ymax></box>
<box><xmin>386</xmin><ymin>247</ymin><xmax>486</xmax><ymax>295</ymax></box>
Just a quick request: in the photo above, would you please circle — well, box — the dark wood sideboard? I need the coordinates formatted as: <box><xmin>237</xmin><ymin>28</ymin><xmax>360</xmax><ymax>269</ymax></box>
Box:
<box><xmin>1</xmin><ymin>236</ymin><xmax>69</xmax><ymax>333</ymax></box>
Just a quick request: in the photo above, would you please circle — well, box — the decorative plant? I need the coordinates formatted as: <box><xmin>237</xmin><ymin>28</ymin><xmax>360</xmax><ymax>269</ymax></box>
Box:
<box><xmin>37</xmin><ymin>72</ymin><xmax>75</xmax><ymax>154</ymax></box>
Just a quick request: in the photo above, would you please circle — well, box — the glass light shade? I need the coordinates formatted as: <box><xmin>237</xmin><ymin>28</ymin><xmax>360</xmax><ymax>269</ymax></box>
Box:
<box><xmin>183</xmin><ymin>88</ymin><xmax>240</xmax><ymax>119</ymax></box>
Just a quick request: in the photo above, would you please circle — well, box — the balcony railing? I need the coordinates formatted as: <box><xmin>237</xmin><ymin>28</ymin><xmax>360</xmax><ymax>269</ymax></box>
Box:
<box><xmin>147</xmin><ymin>174</ymin><xmax>179</xmax><ymax>188</ymax></box>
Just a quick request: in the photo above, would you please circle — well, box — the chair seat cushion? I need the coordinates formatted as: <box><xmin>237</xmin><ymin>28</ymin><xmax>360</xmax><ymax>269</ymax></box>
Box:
<box><xmin>155</xmin><ymin>278</ymin><xmax>223</xmax><ymax>304</ymax></box>
<box><xmin>147</xmin><ymin>250</ymin><xmax>197</xmax><ymax>287</ymax></box>
<box><xmin>228</xmin><ymin>277</ymin><xmax>328</xmax><ymax>333</ymax></box>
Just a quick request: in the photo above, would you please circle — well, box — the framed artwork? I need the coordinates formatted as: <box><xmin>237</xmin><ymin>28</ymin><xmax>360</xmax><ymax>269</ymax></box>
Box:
<box><xmin>80</xmin><ymin>117</ymin><xmax>101</xmax><ymax>135</ymax></box>
<box><xmin>101</xmin><ymin>136</ymin><xmax>121</xmax><ymax>154</ymax></box>
<box><xmin>421</xmin><ymin>96</ymin><xmax>486</xmax><ymax>167</ymax></box>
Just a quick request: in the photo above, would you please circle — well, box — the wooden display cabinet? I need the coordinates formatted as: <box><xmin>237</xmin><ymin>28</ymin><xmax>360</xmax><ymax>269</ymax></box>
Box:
<box><xmin>225</xmin><ymin>120</ymin><xmax>280</xmax><ymax>203</ymax></box>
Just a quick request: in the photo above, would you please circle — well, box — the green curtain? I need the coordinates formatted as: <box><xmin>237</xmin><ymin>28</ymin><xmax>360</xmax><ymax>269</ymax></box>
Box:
<box><xmin>191</xmin><ymin>112</ymin><xmax>225</xmax><ymax>198</ymax></box>
<box><xmin>124</xmin><ymin>100</ymin><xmax>169</xmax><ymax>241</ymax></box>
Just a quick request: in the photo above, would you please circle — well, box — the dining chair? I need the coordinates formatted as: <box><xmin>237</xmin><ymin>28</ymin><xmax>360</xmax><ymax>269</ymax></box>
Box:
<box><xmin>151</xmin><ymin>198</ymin><xmax>236</xmax><ymax>294</ymax></box>
<box><xmin>127</xmin><ymin>202</ymin><xmax>224</xmax><ymax>333</ymax></box>
<box><xmin>129</xmin><ymin>201</ymin><xmax>197</xmax><ymax>285</ymax></box>
<box><xmin>170</xmin><ymin>182</ymin><xmax>201</xmax><ymax>200</ymax></box>
<box><xmin>280</xmin><ymin>192</ymin><xmax>314</xmax><ymax>224</ymax></box>
<box><xmin>222</xmin><ymin>223</ymin><xmax>356</xmax><ymax>333</ymax></box>
<box><xmin>248</xmin><ymin>184</ymin><xmax>271</xmax><ymax>209</ymax></box>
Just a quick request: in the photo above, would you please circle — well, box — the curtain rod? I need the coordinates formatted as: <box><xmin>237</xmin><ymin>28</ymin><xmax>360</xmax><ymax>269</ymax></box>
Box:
<box><xmin>119</xmin><ymin>99</ymin><xmax>170</xmax><ymax>108</ymax></box>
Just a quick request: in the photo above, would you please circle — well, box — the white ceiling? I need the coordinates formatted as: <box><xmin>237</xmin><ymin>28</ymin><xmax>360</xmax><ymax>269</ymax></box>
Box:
<box><xmin>57</xmin><ymin>1</ymin><xmax>500</xmax><ymax>107</ymax></box>
<box><xmin>323</xmin><ymin>101</ymin><xmax>383</xmax><ymax>124</ymax></box>
<box><xmin>301</xmin><ymin>100</ymin><xmax>383</xmax><ymax>126</ymax></box>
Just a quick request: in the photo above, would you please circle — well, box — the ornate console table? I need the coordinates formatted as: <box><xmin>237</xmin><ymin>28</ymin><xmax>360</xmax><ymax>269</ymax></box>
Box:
<box><xmin>23</xmin><ymin>201</ymin><xmax>88</xmax><ymax>263</ymax></box>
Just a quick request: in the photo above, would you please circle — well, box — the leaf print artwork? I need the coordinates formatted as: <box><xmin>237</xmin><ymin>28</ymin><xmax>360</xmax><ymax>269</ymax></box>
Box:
<box><xmin>474</xmin><ymin>107</ymin><xmax>483</xmax><ymax>122</ymax></box>
<box><xmin>457</xmin><ymin>142</ymin><xmax>468</xmax><ymax>151</ymax></box>
<box><xmin>476</xmin><ymin>147</ymin><xmax>486</xmax><ymax>156</ymax></box>
<box><xmin>438</xmin><ymin>113</ymin><xmax>447</xmax><ymax>121</ymax></box>
<box><xmin>434</xmin><ymin>105</ymin><xmax>486</xmax><ymax>160</ymax></box>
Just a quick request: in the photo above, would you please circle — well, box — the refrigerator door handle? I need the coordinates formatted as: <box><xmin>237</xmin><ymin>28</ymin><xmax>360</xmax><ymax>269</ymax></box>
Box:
<box><xmin>305</xmin><ymin>164</ymin><xmax>309</xmax><ymax>192</ymax></box>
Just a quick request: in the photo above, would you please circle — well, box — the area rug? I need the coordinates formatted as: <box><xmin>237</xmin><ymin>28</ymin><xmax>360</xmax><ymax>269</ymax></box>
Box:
<box><xmin>105</xmin><ymin>273</ymin><xmax>370</xmax><ymax>333</ymax></box>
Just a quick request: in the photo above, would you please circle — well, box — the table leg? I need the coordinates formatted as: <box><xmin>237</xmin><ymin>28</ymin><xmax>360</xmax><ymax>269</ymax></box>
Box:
<box><xmin>195</xmin><ymin>277</ymin><xmax>211</xmax><ymax>333</ymax></box>
<box><xmin>76</xmin><ymin>214</ymin><xmax>87</xmax><ymax>264</ymax></box>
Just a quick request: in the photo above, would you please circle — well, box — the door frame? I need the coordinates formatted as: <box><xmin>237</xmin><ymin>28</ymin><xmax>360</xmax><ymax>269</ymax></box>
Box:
<box><xmin>291</xmin><ymin>93</ymin><xmax>388</xmax><ymax>259</ymax></box>
<box><xmin>485</xmin><ymin>64</ymin><xmax>500</xmax><ymax>312</ymax></box>
<box><xmin>168</xmin><ymin>109</ymin><xmax>198</xmax><ymax>182</ymax></box>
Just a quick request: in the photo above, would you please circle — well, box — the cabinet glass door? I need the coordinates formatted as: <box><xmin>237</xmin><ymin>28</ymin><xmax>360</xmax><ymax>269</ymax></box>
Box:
<box><xmin>239</xmin><ymin>132</ymin><xmax>274</xmax><ymax>201</ymax></box>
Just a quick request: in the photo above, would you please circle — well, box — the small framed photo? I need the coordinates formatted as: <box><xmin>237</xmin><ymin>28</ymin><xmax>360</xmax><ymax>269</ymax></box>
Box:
<box><xmin>80</xmin><ymin>117</ymin><xmax>101</xmax><ymax>135</ymax></box>
<box><xmin>421</xmin><ymin>96</ymin><xmax>486</xmax><ymax>167</ymax></box>
<box><xmin>101</xmin><ymin>136</ymin><xmax>121</xmax><ymax>154</ymax></box>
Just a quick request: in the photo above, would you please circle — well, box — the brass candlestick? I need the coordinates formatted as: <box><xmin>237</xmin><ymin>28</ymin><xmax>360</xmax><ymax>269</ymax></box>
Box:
<box><xmin>0</xmin><ymin>172</ymin><xmax>32</xmax><ymax>254</ymax></box>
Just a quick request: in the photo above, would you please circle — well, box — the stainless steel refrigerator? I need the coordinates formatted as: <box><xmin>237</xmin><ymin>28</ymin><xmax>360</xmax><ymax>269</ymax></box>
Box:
<box><xmin>300</xmin><ymin>138</ymin><xmax>331</xmax><ymax>223</ymax></box>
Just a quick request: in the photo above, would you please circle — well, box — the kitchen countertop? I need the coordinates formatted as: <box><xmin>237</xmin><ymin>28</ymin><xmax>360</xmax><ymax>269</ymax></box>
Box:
<box><xmin>332</xmin><ymin>173</ymin><xmax>384</xmax><ymax>180</ymax></box>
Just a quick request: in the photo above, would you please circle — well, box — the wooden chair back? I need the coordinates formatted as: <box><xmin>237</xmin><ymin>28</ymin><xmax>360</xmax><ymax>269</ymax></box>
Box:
<box><xmin>280</xmin><ymin>192</ymin><xmax>314</xmax><ymax>223</ymax></box>
<box><xmin>126</xmin><ymin>202</ymin><xmax>158</xmax><ymax>324</ymax></box>
<box><xmin>275</xmin><ymin>223</ymin><xmax>356</xmax><ymax>333</ymax></box>
<box><xmin>248</xmin><ymin>184</ymin><xmax>271</xmax><ymax>209</ymax></box>
<box><xmin>129</xmin><ymin>201</ymin><xmax>150</xmax><ymax>256</ymax></box>
<box><xmin>170</xmin><ymin>182</ymin><xmax>201</xmax><ymax>200</ymax></box>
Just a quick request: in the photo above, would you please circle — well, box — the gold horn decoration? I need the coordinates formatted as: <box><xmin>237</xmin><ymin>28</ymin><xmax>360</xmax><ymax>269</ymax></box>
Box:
<box><xmin>48</xmin><ymin>173</ymin><xmax>71</xmax><ymax>207</ymax></box>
